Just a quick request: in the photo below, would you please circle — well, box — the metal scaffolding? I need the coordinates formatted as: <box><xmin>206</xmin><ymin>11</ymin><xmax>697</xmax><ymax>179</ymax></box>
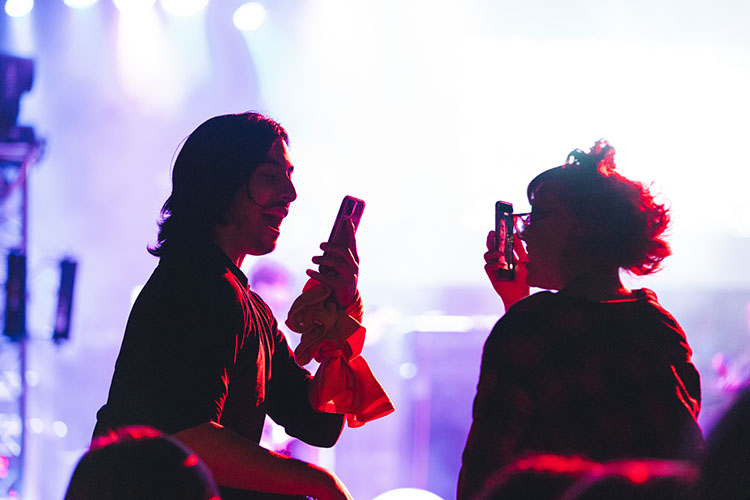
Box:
<box><xmin>1</xmin><ymin>132</ymin><xmax>43</xmax><ymax>500</ymax></box>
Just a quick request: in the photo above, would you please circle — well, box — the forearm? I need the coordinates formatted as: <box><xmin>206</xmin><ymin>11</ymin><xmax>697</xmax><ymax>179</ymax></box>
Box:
<box><xmin>173</xmin><ymin>421</ymin><xmax>345</xmax><ymax>498</ymax></box>
<box><xmin>287</xmin><ymin>410</ymin><xmax>345</xmax><ymax>448</ymax></box>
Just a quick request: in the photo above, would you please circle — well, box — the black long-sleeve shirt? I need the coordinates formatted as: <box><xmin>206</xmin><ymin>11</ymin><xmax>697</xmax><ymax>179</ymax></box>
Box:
<box><xmin>96</xmin><ymin>245</ymin><xmax>344</xmax><ymax>498</ymax></box>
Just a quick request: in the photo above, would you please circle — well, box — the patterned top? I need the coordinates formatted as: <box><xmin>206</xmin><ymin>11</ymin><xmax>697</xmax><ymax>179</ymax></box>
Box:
<box><xmin>458</xmin><ymin>289</ymin><xmax>703</xmax><ymax>500</ymax></box>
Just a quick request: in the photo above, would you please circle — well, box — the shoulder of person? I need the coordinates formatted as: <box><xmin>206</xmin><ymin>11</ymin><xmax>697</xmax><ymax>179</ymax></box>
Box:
<box><xmin>630</xmin><ymin>288</ymin><xmax>685</xmax><ymax>334</ymax></box>
<box><xmin>504</xmin><ymin>290</ymin><xmax>558</xmax><ymax>317</ymax></box>
<box><xmin>615</xmin><ymin>288</ymin><xmax>694</xmax><ymax>364</ymax></box>
<box><xmin>487</xmin><ymin>291</ymin><xmax>557</xmax><ymax>344</ymax></box>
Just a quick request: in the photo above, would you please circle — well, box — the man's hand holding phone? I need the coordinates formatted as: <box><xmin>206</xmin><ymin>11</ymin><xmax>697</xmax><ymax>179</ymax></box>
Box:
<box><xmin>485</xmin><ymin>230</ymin><xmax>530</xmax><ymax>311</ymax></box>
<box><xmin>306</xmin><ymin>196</ymin><xmax>364</xmax><ymax>307</ymax></box>
<box><xmin>307</xmin><ymin>220</ymin><xmax>360</xmax><ymax>307</ymax></box>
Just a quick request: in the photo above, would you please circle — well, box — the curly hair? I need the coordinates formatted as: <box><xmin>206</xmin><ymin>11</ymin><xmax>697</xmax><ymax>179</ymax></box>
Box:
<box><xmin>527</xmin><ymin>140</ymin><xmax>671</xmax><ymax>275</ymax></box>
<box><xmin>149</xmin><ymin>112</ymin><xmax>288</xmax><ymax>258</ymax></box>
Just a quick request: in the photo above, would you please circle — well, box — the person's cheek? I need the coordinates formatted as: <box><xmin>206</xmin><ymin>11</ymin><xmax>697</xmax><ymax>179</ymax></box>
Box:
<box><xmin>249</xmin><ymin>183</ymin><xmax>273</xmax><ymax>207</ymax></box>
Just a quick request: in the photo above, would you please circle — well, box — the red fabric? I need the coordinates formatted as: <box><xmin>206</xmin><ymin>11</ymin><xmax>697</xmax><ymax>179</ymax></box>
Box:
<box><xmin>286</xmin><ymin>280</ymin><xmax>394</xmax><ymax>427</ymax></box>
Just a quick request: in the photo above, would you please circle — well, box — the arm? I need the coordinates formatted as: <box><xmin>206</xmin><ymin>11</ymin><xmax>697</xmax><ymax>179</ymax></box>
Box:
<box><xmin>265</xmin><ymin>317</ymin><xmax>345</xmax><ymax>447</ymax></box>
<box><xmin>484</xmin><ymin>230</ymin><xmax>530</xmax><ymax>311</ymax></box>
<box><xmin>173</xmin><ymin>421</ymin><xmax>352</xmax><ymax>500</ymax></box>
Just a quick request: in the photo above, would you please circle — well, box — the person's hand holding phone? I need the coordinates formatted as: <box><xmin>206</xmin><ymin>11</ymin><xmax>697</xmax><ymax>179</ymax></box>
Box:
<box><xmin>307</xmin><ymin>219</ymin><xmax>360</xmax><ymax>307</ymax></box>
<box><xmin>484</xmin><ymin>230</ymin><xmax>530</xmax><ymax>311</ymax></box>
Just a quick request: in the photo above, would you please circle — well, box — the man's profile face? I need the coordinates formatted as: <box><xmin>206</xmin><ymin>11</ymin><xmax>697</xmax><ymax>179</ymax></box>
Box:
<box><xmin>223</xmin><ymin>138</ymin><xmax>297</xmax><ymax>257</ymax></box>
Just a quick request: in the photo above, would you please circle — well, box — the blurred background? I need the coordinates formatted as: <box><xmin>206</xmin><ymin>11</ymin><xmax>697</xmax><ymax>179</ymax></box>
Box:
<box><xmin>1</xmin><ymin>0</ymin><xmax>749</xmax><ymax>499</ymax></box>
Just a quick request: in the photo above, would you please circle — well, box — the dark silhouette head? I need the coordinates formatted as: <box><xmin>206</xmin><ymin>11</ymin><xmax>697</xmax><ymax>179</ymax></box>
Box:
<box><xmin>149</xmin><ymin>112</ymin><xmax>289</xmax><ymax>257</ymax></box>
<box><xmin>64</xmin><ymin>426</ymin><xmax>219</xmax><ymax>500</ymax></box>
<box><xmin>477</xmin><ymin>454</ymin><xmax>598</xmax><ymax>500</ymax></box>
<box><xmin>699</xmin><ymin>387</ymin><xmax>750</xmax><ymax>500</ymax></box>
<box><xmin>558</xmin><ymin>458</ymin><xmax>698</xmax><ymax>500</ymax></box>
<box><xmin>525</xmin><ymin>140</ymin><xmax>671</xmax><ymax>275</ymax></box>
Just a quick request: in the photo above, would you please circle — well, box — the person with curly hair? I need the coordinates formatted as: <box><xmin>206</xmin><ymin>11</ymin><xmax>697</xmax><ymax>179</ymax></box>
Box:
<box><xmin>458</xmin><ymin>141</ymin><xmax>704</xmax><ymax>500</ymax></box>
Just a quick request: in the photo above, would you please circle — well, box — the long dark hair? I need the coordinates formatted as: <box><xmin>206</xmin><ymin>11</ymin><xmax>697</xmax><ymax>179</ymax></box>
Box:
<box><xmin>149</xmin><ymin>112</ymin><xmax>288</xmax><ymax>257</ymax></box>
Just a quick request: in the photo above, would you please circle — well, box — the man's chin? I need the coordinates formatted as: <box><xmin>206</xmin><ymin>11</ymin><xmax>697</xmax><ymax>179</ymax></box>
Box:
<box><xmin>248</xmin><ymin>240</ymin><xmax>278</xmax><ymax>256</ymax></box>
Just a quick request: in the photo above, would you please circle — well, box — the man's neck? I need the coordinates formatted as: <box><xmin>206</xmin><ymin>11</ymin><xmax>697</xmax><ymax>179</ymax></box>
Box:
<box><xmin>213</xmin><ymin>231</ymin><xmax>245</xmax><ymax>269</ymax></box>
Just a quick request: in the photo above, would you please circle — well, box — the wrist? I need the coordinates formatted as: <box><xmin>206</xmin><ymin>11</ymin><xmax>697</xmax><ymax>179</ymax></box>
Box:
<box><xmin>344</xmin><ymin>289</ymin><xmax>363</xmax><ymax>321</ymax></box>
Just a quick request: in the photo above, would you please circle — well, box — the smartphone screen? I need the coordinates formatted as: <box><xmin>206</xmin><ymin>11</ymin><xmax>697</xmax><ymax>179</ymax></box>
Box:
<box><xmin>495</xmin><ymin>200</ymin><xmax>515</xmax><ymax>281</ymax></box>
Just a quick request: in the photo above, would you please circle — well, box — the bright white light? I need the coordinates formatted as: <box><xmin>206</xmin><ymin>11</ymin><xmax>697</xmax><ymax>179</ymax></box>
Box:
<box><xmin>115</xmin><ymin>2</ymin><xmax>187</xmax><ymax>113</ymax></box>
<box><xmin>161</xmin><ymin>0</ymin><xmax>209</xmax><ymax>16</ymax></box>
<box><xmin>4</xmin><ymin>0</ymin><xmax>33</xmax><ymax>17</ymax></box>
<box><xmin>28</xmin><ymin>418</ymin><xmax>44</xmax><ymax>434</ymax></box>
<box><xmin>63</xmin><ymin>0</ymin><xmax>98</xmax><ymax>8</ymax></box>
<box><xmin>372</xmin><ymin>488</ymin><xmax>445</xmax><ymax>500</ymax></box>
<box><xmin>412</xmin><ymin>314</ymin><xmax>474</xmax><ymax>333</ymax></box>
<box><xmin>233</xmin><ymin>2</ymin><xmax>266</xmax><ymax>31</ymax></box>
<box><xmin>53</xmin><ymin>421</ymin><xmax>69</xmax><ymax>438</ymax></box>
<box><xmin>399</xmin><ymin>362</ymin><xmax>418</xmax><ymax>379</ymax></box>
<box><xmin>5</xmin><ymin>415</ymin><xmax>21</xmax><ymax>438</ymax></box>
<box><xmin>113</xmin><ymin>0</ymin><xmax>155</xmax><ymax>14</ymax></box>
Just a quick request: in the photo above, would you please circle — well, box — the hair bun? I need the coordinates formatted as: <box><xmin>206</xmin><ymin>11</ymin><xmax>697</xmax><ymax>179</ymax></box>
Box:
<box><xmin>566</xmin><ymin>139</ymin><xmax>616</xmax><ymax>175</ymax></box>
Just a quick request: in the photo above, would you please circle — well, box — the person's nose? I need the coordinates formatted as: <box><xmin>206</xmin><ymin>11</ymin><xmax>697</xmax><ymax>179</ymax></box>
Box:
<box><xmin>282</xmin><ymin>176</ymin><xmax>297</xmax><ymax>203</ymax></box>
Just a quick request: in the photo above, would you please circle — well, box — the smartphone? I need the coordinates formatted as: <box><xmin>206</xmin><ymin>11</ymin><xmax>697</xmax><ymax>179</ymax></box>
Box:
<box><xmin>322</xmin><ymin>195</ymin><xmax>365</xmax><ymax>274</ymax></box>
<box><xmin>328</xmin><ymin>195</ymin><xmax>365</xmax><ymax>247</ymax></box>
<box><xmin>495</xmin><ymin>200</ymin><xmax>515</xmax><ymax>281</ymax></box>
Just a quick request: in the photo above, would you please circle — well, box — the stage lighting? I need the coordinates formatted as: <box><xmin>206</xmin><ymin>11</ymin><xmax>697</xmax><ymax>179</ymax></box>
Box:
<box><xmin>52</xmin><ymin>421</ymin><xmax>68</xmax><ymax>438</ymax></box>
<box><xmin>3</xmin><ymin>251</ymin><xmax>26</xmax><ymax>340</ymax></box>
<box><xmin>4</xmin><ymin>0</ymin><xmax>33</xmax><ymax>17</ymax></box>
<box><xmin>28</xmin><ymin>417</ymin><xmax>43</xmax><ymax>434</ymax></box>
<box><xmin>372</xmin><ymin>488</ymin><xmax>444</xmax><ymax>500</ymax></box>
<box><xmin>113</xmin><ymin>0</ymin><xmax>155</xmax><ymax>14</ymax></box>
<box><xmin>0</xmin><ymin>54</ymin><xmax>34</xmax><ymax>135</ymax></box>
<box><xmin>160</xmin><ymin>0</ymin><xmax>209</xmax><ymax>16</ymax></box>
<box><xmin>52</xmin><ymin>258</ymin><xmax>77</xmax><ymax>343</ymax></box>
<box><xmin>63</xmin><ymin>0</ymin><xmax>98</xmax><ymax>8</ymax></box>
<box><xmin>233</xmin><ymin>2</ymin><xmax>266</xmax><ymax>31</ymax></box>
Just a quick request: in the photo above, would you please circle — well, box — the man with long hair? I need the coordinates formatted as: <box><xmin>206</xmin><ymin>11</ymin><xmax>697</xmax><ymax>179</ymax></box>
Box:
<box><xmin>95</xmin><ymin>113</ymin><xmax>357</xmax><ymax>500</ymax></box>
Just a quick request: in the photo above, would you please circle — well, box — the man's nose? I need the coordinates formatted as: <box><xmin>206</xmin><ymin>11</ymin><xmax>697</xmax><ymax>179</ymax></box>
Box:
<box><xmin>282</xmin><ymin>177</ymin><xmax>297</xmax><ymax>203</ymax></box>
